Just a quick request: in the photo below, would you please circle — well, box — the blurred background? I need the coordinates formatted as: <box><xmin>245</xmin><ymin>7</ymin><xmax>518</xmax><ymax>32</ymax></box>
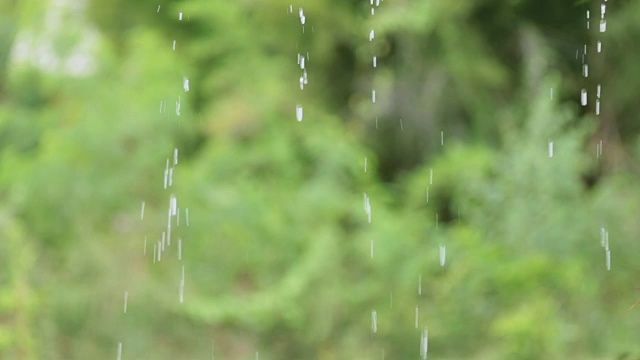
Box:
<box><xmin>1</xmin><ymin>0</ymin><xmax>640</xmax><ymax>359</ymax></box>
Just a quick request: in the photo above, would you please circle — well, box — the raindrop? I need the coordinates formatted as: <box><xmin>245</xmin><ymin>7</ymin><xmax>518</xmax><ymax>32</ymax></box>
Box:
<box><xmin>369</xmin><ymin>29</ymin><xmax>375</xmax><ymax>41</ymax></box>
<box><xmin>174</xmin><ymin>148</ymin><xmax>179</xmax><ymax>165</ymax></box>
<box><xmin>123</xmin><ymin>291</ymin><xmax>128</xmax><ymax>313</ymax></box>
<box><xmin>418</xmin><ymin>274</ymin><xmax>422</xmax><ymax>295</ymax></box>
<box><xmin>598</xmin><ymin>140</ymin><xmax>603</xmax><ymax>158</ymax></box>
<box><xmin>179</xmin><ymin>265</ymin><xmax>185</xmax><ymax>303</ymax></box>
<box><xmin>183</xmin><ymin>77</ymin><xmax>190</xmax><ymax>92</ymax></box>
<box><xmin>363</xmin><ymin>193</ymin><xmax>372</xmax><ymax>223</ymax></box>
<box><xmin>581</xmin><ymin>89</ymin><xmax>588</xmax><ymax>106</ymax></box>
<box><xmin>170</xmin><ymin>195</ymin><xmax>177</xmax><ymax>216</ymax></box>
<box><xmin>178</xmin><ymin>238</ymin><xmax>182</xmax><ymax>260</ymax></box>
<box><xmin>296</xmin><ymin>105</ymin><xmax>303</xmax><ymax>122</ymax></box>
<box><xmin>597</xmin><ymin>41</ymin><xmax>602</xmax><ymax>53</ymax></box>
<box><xmin>596</xmin><ymin>100</ymin><xmax>600</xmax><ymax>115</ymax></box>
<box><xmin>140</xmin><ymin>201</ymin><xmax>145</xmax><ymax>220</ymax></box>
<box><xmin>439</xmin><ymin>245</ymin><xmax>446</xmax><ymax>266</ymax></box>
<box><xmin>548</xmin><ymin>140</ymin><xmax>554</xmax><ymax>158</ymax></box>
<box><xmin>429</xmin><ymin>168</ymin><xmax>433</xmax><ymax>185</ymax></box>
<box><xmin>179</xmin><ymin>12</ymin><xmax>183</xmax><ymax>20</ymax></box>
<box><xmin>176</xmin><ymin>96</ymin><xmax>181</xmax><ymax>116</ymax></box>
<box><xmin>371</xmin><ymin>310</ymin><xmax>378</xmax><ymax>333</ymax></box>
<box><xmin>583</xmin><ymin>64</ymin><xmax>589</xmax><ymax>78</ymax></box>
<box><xmin>372</xmin><ymin>89</ymin><xmax>376</xmax><ymax>103</ymax></box>
<box><xmin>597</xmin><ymin>84</ymin><xmax>601</xmax><ymax>98</ymax></box>
<box><xmin>117</xmin><ymin>342</ymin><xmax>123</xmax><ymax>360</ymax></box>
<box><xmin>550</xmin><ymin>87</ymin><xmax>553</xmax><ymax>100</ymax></box>
<box><xmin>157</xmin><ymin>5</ymin><xmax>161</xmax><ymax>13</ymax></box>
<box><xmin>300</xmin><ymin>56</ymin><xmax>305</xmax><ymax>69</ymax></box>
<box><xmin>186</xmin><ymin>208</ymin><xmax>190</xmax><ymax>226</ymax></box>
<box><xmin>415</xmin><ymin>306</ymin><xmax>419</xmax><ymax>328</ymax></box>
<box><xmin>599</xmin><ymin>19</ymin><xmax>607</xmax><ymax>32</ymax></box>
<box><xmin>299</xmin><ymin>8</ymin><xmax>305</xmax><ymax>25</ymax></box>
<box><xmin>420</xmin><ymin>327</ymin><xmax>429</xmax><ymax>360</ymax></box>
<box><xmin>440</xmin><ymin>131</ymin><xmax>444</xmax><ymax>146</ymax></box>
<box><xmin>172</xmin><ymin>40</ymin><xmax>176</xmax><ymax>51</ymax></box>
<box><xmin>373</xmin><ymin>56</ymin><xmax>377</xmax><ymax>68</ymax></box>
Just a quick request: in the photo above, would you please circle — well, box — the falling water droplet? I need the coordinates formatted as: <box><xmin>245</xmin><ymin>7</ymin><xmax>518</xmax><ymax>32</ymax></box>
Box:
<box><xmin>600</xmin><ymin>19</ymin><xmax>607</xmax><ymax>32</ymax></box>
<box><xmin>597</xmin><ymin>84</ymin><xmax>601</xmax><ymax>98</ymax></box>
<box><xmin>597</xmin><ymin>41</ymin><xmax>602</xmax><ymax>53</ymax></box>
<box><xmin>140</xmin><ymin>201</ymin><xmax>145</xmax><ymax>220</ymax></box>
<box><xmin>179</xmin><ymin>265</ymin><xmax>185</xmax><ymax>303</ymax></box>
<box><xmin>369</xmin><ymin>29</ymin><xmax>375</xmax><ymax>41</ymax></box>
<box><xmin>372</xmin><ymin>89</ymin><xmax>376</xmax><ymax>103</ymax></box>
<box><xmin>296</xmin><ymin>105</ymin><xmax>303</xmax><ymax>122</ymax></box>
<box><xmin>371</xmin><ymin>310</ymin><xmax>378</xmax><ymax>333</ymax></box>
<box><xmin>415</xmin><ymin>306</ymin><xmax>419</xmax><ymax>328</ymax></box>
<box><xmin>178</xmin><ymin>238</ymin><xmax>182</xmax><ymax>260</ymax></box>
<box><xmin>123</xmin><ymin>291</ymin><xmax>128</xmax><ymax>313</ymax></box>
<box><xmin>596</xmin><ymin>100</ymin><xmax>601</xmax><ymax>115</ymax></box>
<box><xmin>548</xmin><ymin>140</ymin><xmax>554</xmax><ymax>158</ymax></box>
<box><xmin>439</xmin><ymin>245</ymin><xmax>446</xmax><ymax>266</ymax></box>
<box><xmin>299</xmin><ymin>8</ymin><xmax>305</xmax><ymax>25</ymax></box>
<box><xmin>420</xmin><ymin>327</ymin><xmax>429</xmax><ymax>360</ymax></box>
<box><xmin>179</xmin><ymin>12</ymin><xmax>183</xmax><ymax>20</ymax></box>
<box><xmin>581</xmin><ymin>89</ymin><xmax>588</xmax><ymax>106</ymax></box>
<box><xmin>583</xmin><ymin>64</ymin><xmax>589</xmax><ymax>78</ymax></box>
<box><xmin>117</xmin><ymin>342</ymin><xmax>123</xmax><ymax>360</ymax></box>
<box><xmin>183</xmin><ymin>77</ymin><xmax>190</xmax><ymax>92</ymax></box>
<box><xmin>172</xmin><ymin>40</ymin><xmax>176</xmax><ymax>51</ymax></box>
<box><xmin>373</xmin><ymin>56</ymin><xmax>377</xmax><ymax>68</ymax></box>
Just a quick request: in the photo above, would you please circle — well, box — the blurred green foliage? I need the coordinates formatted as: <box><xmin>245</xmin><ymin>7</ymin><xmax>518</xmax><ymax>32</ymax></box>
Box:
<box><xmin>1</xmin><ymin>0</ymin><xmax>640</xmax><ymax>359</ymax></box>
